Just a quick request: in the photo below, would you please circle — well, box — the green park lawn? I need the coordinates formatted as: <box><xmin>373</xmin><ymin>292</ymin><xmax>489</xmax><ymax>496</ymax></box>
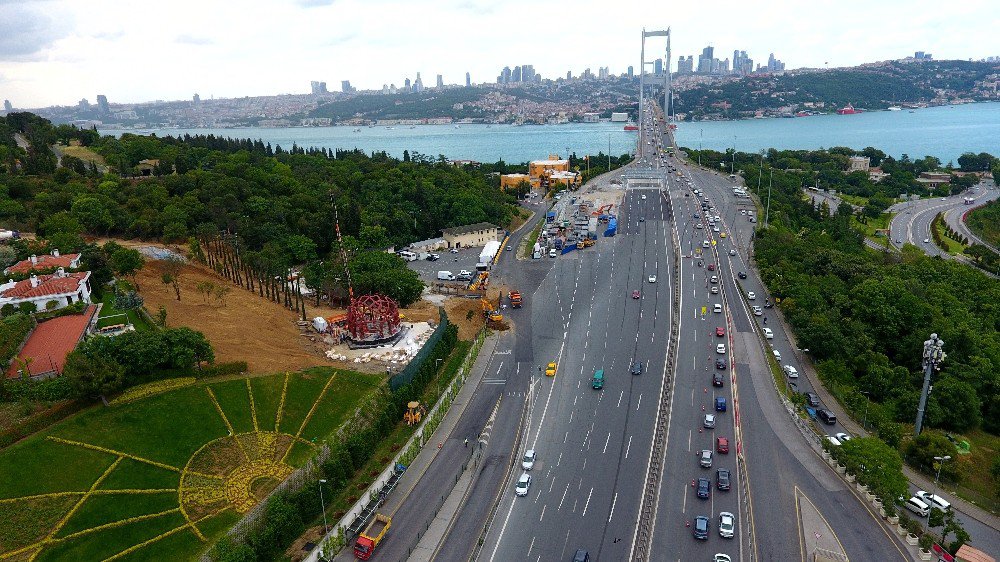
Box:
<box><xmin>0</xmin><ymin>368</ymin><xmax>377</xmax><ymax>561</ymax></box>
<box><xmin>96</xmin><ymin>291</ymin><xmax>153</xmax><ymax>332</ymax></box>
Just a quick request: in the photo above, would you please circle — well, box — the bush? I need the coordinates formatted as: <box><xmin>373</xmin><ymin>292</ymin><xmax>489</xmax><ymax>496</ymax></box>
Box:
<box><xmin>17</xmin><ymin>301</ymin><xmax>35</xmax><ymax>315</ymax></box>
<box><xmin>0</xmin><ymin>376</ymin><xmax>73</xmax><ymax>402</ymax></box>
<box><xmin>0</xmin><ymin>314</ymin><xmax>33</xmax><ymax>366</ymax></box>
<box><xmin>904</xmin><ymin>433</ymin><xmax>960</xmax><ymax>483</ymax></box>
<box><xmin>196</xmin><ymin>361</ymin><xmax>249</xmax><ymax>379</ymax></box>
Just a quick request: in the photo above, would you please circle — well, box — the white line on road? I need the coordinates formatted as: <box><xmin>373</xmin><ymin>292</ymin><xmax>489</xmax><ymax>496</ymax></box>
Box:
<box><xmin>528</xmin><ymin>536</ymin><xmax>535</xmax><ymax>556</ymax></box>
<box><xmin>682</xmin><ymin>484</ymin><xmax>688</xmax><ymax>513</ymax></box>
<box><xmin>603</xmin><ymin>431</ymin><xmax>611</xmax><ymax>454</ymax></box>
<box><xmin>608</xmin><ymin>492</ymin><xmax>618</xmax><ymax>523</ymax></box>
<box><xmin>556</xmin><ymin>452</ymin><xmax>562</xmax><ymax>467</ymax></box>
<box><xmin>617</xmin><ymin>390</ymin><xmax>624</xmax><ymax>408</ymax></box>
<box><xmin>625</xmin><ymin>435</ymin><xmax>633</xmax><ymax>459</ymax></box>
<box><xmin>539</xmin><ymin>505</ymin><xmax>546</xmax><ymax>521</ymax></box>
<box><xmin>549</xmin><ymin>478</ymin><xmax>555</xmax><ymax>493</ymax></box>
<box><xmin>636</xmin><ymin>393</ymin><xmax>642</xmax><ymax>411</ymax></box>
<box><xmin>582</xmin><ymin>487</ymin><xmax>594</xmax><ymax>517</ymax></box>
<box><xmin>558</xmin><ymin>483</ymin><xmax>569</xmax><ymax>509</ymax></box>
<box><xmin>488</xmin><ymin>497</ymin><xmax>517</xmax><ymax>562</ymax></box>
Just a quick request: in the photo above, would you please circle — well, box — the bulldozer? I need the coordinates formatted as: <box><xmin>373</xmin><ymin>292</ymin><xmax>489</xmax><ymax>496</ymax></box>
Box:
<box><xmin>403</xmin><ymin>401</ymin><xmax>426</xmax><ymax>426</ymax></box>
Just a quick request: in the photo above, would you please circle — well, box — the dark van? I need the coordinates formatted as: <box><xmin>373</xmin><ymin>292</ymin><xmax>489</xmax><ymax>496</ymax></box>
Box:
<box><xmin>817</xmin><ymin>409</ymin><xmax>837</xmax><ymax>425</ymax></box>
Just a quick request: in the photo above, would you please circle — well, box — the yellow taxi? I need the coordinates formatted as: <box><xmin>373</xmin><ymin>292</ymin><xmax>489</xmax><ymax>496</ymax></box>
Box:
<box><xmin>545</xmin><ymin>362</ymin><xmax>557</xmax><ymax>377</ymax></box>
<box><xmin>720</xmin><ymin>232</ymin><xmax>727</xmax><ymax>238</ymax></box>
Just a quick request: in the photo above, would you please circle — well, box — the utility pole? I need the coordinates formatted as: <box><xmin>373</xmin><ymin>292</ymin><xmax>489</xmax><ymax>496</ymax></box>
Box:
<box><xmin>915</xmin><ymin>333</ymin><xmax>945</xmax><ymax>436</ymax></box>
<box><xmin>933</xmin><ymin>455</ymin><xmax>951</xmax><ymax>495</ymax></box>
<box><xmin>764</xmin><ymin>169</ymin><xmax>773</xmax><ymax>228</ymax></box>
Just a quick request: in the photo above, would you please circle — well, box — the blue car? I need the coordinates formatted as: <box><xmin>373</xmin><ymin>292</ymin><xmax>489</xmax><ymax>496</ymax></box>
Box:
<box><xmin>696</xmin><ymin>478</ymin><xmax>711</xmax><ymax>499</ymax></box>
<box><xmin>715</xmin><ymin>397</ymin><xmax>727</xmax><ymax>412</ymax></box>
<box><xmin>693</xmin><ymin>515</ymin><xmax>709</xmax><ymax>539</ymax></box>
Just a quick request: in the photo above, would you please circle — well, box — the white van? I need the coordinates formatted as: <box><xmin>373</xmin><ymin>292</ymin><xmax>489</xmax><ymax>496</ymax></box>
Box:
<box><xmin>772</xmin><ymin>349</ymin><xmax>782</xmax><ymax>361</ymax></box>
<box><xmin>436</xmin><ymin>271</ymin><xmax>456</xmax><ymax>281</ymax></box>
<box><xmin>549</xmin><ymin>249</ymin><xmax>558</xmax><ymax>258</ymax></box>
<box><xmin>713</xmin><ymin>304</ymin><xmax>723</xmax><ymax>314</ymax></box>
<box><xmin>904</xmin><ymin>496</ymin><xmax>931</xmax><ymax>517</ymax></box>
<box><xmin>398</xmin><ymin>250</ymin><xmax>418</xmax><ymax>262</ymax></box>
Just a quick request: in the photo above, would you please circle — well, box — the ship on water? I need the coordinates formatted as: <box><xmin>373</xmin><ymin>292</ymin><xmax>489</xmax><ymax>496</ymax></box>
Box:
<box><xmin>836</xmin><ymin>103</ymin><xmax>863</xmax><ymax>115</ymax></box>
<box><xmin>623</xmin><ymin>122</ymin><xmax>638</xmax><ymax>131</ymax></box>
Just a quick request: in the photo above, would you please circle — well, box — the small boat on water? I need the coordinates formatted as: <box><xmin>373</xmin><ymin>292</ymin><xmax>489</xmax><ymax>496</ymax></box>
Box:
<box><xmin>887</xmin><ymin>106</ymin><xmax>902</xmax><ymax>111</ymax></box>
<box><xmin>352</xmin><ymin>127</ymin><xmax>361</xmax><ymax>132</ymax></box>
<box><xmin>624</xmin><ymin>122</ymin><xmax>639</xmax><ymax>131</ymax></box>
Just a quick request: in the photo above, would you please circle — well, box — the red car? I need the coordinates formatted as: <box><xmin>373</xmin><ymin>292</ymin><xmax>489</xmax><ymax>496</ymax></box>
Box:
<box><xmin>632</xmin><ymin>290</ymin><xmax>640</xmax><ymax>299</ymax></box>
<box><xmin>716</xmin><ymin>327</ymin><xmax>725</xmax><ymax>337</ymax></box>
<box><xmin>707</xmin><ymin>263</ymin><xmax>716</xmax><ymax>271</ymax></box>
<box><xmin>717</xmin><ymin>437</ymin><xmax>729</xmax><ymax>454</ymax></box>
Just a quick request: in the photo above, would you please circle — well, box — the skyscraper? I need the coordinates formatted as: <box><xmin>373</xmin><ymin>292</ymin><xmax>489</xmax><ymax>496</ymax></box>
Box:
<box><xmin>193</xmin><ymin>93</ymin><xmax>200</xmax><ymax>104</ymax></box>
<box><xmin>654</xmin><ymin>58</ymin><xmax>663</xmax><ymax>75</ymax></box>
<box><xmin>627</xmin><ymin>65</ymin><xmax>634</xmax><ymax>78</ymax></box>
<box><xmin>414</xmin><ymin>72</ymin><xmax>424</xmax><ymax>92</ymax></box>
<box><xmin>3</xmin><ymin>100</ymin><xmax>12</xmax><ymax>112</ymax></box>
<box><xmin>566</xmin><ymin>70</ymin><xmax>572</xmax><ymax>80</ymax></box>
<box><xmin>404</xmin><ymin>78</ymin><xmax>412</xmax><ymax>92</ymax></box>
<box><xmin>521</xmin><ymin>64</ymin><xmax>535</xmax><ymax>82</ymax></box>
<box><xmin>697</xmin><ymin>46</ymin><xmax>714</xmax><ymax>73</ymax></box>
<box><xmin>465</xmin><ymin>72</ymin><xmax>471</xmax><ymax>87</ymax></box>
<box><xmin>677</xmin><ymin>56</ymin><xmax>694</xmax><ymax>74</ymax></box>
<box><xmin>341</xmin><ymin>80</ymin><xmax>354</xmax><ymax>93</ymax></box>
<box><xmin>501</xmin><ymin>66</ymin><xmax>511</xmax><ymax>84</ymax></box>
<box><xmin>96</xmin><ymin>95</ymin><xmax>110</xmax><ymax>113</ymax></box>
<box><xmin>436</xmin><ymin>74</ymin><xmax>444</xmax><ymax>88</ymax></box>
<box><xmin>511</xmin><ymin>66</ymin><xmax>522</xmax><ymax>82</ymax></box>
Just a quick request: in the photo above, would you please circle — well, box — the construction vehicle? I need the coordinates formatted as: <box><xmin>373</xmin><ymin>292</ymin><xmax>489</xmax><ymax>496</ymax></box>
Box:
<box><xmin>353</xmin><ymin>513</ymin><xmax>391</xmax><ymax>560</ymax></box>
<box><xmin>579</xmin><ymin>238</ymin><xmax>595</xmax><ymax>248</ymax></box>
<box><xmin>509</xmin><ymin>291</ymin><xmax>522</xmax><ymax>308</ymax></box>
<box><xmin>592</xmin><ymin>203</ymin><xmax>614</xmax><ymax>217</ymax></box>
<box><xmin>481</xmin><ymin>298</ymin><xmax>503</xmax><ymax>324</ymax></box>
<box><xmin>403</xmin><ymin>401</ymin><xmax>426</xmax><ymax>426</ymax></box>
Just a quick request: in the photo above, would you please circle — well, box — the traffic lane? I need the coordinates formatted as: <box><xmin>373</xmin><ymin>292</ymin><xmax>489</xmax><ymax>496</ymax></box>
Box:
<box><xmin>903</xmin><ymin>481</ymin><xmax>1000</xmax><ymax>556</ymax></box>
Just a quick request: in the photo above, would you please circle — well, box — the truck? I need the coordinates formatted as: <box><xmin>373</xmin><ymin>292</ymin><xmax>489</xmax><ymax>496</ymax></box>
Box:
<box><xmin>546</xmin><ymin>211</ymin><xmax>556</xmax><ymax>223</ymax></box>
<box><xmin>354</xmin><ymin>513</ymin><xmax>391</xmax><ymax>560</ymax></box>
<box><xmin>509</xmin><ymin>291</ymin><xmax>522</xmax><ymax>308</ymax></box>
<box><xmin>603</xmin><ymin>217</ymin><xmax>618</xmax><ymax>237</ymax></box>
<box><xmin>0</xmin><ymin>230</ymin><xmax>20</xmax><ymax>241</ymax></box>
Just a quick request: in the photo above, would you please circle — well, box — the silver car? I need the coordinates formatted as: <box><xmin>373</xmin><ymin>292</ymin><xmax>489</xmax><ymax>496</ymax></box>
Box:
<box><xmin>515</xmin><ymin>473</ymin><xmax>531</xmax><ymax>497</ymax></box>
<box><xmin>700</xmin><ymin>449</ymin><xmax>714</xmax><ymax>468</ymax></box>
<box><xmin>719</xmin><ymin>511</ymin><xmax>735</xmax><ymax>538</ymax></box>
<box><xmin>704</xmin><ymin>414</ymin><xmax>716</xmax><ymax>428</ymax></box>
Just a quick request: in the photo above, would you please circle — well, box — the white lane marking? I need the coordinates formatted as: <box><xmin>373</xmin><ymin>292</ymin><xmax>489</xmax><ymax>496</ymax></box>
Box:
<box><xmin>488</xmin><ymin>496</ymin><xmax>518</xmax><ymax>562</ymax></box>
<box><xmin>608</xmin><ymin>492</ymin><xmax>619</xmax><ymax>523</ymax></box>
<box><xmin>582</xmin><ymin>487</ymin><xmax>594</xmax><ymax>517</ymax></box>
<box><xmin>539</xmin><ymin>504</ymin><xmax>546</xmax><ymax>521</ymax></box>
<box><xmin>528</xmin><ymin>536</ymin><xmax>535</xmax><ymax>556</ymax></box>
<box><xmin>625</xmin><ymin>435</ymin><xmax>633</xmax><ymax>459</ymax></box>
<box><xmin>635</xmin><ymin>393</ymin><xmax>642</xmax><ymax>411</ymax></box>
<box><xmin>564</xmin><ymin>431</ymin><xmax>568</xmax><ymax>443</ymax></box>
<box><xmin>549</xmin><ymin>478</ymin><xmax>556</xmax><ymax>493</ymax></box>
<box><xmin>603</xmin><ymin>431</ymin><xmax>611</xmax><ymax>454</ymax></box>
<box><xmin>558</xmin><ymin>483</ymin><xmax>570</xmax><ymax>509</ymax></box>
<box><xmin>556</xmin><ymin>452</ymin><xmax>562</xmax><ymax>467</ymax></box>
<box><xmin>569</xmin><ymin>410</ymin><xmax>574</xmax><ymax>423</ymax></box>
<box><xmin>688</xmin><ymin>430</ymin><xmax>692</xmax><ymax>451</ymax></box>
<box><xmin>682</xmin><ymin>484</ymin><xmax>688</xmax><ymax>514</ymax></box>
<box><xmin>617</xmin><ymin>390</ymin><xmax>624</xmax><ymax>408</ymax></box>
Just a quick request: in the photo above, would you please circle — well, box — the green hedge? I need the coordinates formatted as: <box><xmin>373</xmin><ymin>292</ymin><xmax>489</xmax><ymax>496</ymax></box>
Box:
<box><xmin>0</xmin><ymin>314</ymin><xmax>33</xmax><ymax>367</ymax></box>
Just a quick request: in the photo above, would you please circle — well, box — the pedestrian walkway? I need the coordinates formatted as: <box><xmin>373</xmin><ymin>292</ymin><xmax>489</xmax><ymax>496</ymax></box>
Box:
<box><xmin>319</xmin><ymin>331</ymin><xmax>500</xmax><ymax>562</ymax></box>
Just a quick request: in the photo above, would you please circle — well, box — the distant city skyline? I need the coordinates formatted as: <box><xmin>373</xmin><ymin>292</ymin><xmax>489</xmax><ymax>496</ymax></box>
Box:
<box><xmin>0</xmin><ymin>0</ymin><xmax>996</xmax><ymax>107</ymax></box>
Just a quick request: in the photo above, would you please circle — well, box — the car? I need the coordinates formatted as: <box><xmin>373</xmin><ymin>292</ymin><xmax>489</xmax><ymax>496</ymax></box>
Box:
<box><xmin>696</xmin><ymin>477</ymin><xmax>711</xmax><ymax>499</ymax></box>
<box><xmin>748</xmin><ymin>292</ymin><xmax>756</xmax><ymax>300</ymax></box>
<box><xmin>450</xmin><ymin>248</ymin><xmax>459</xmax><ymax>253</ymax></box>
<box><xmin>426</xmin><ymin>253</ymin><xmax>440</xmax><ymax>261</ymax></box>
<box><xmin>714</xmin><ymin>303</ymin><xmax>723</xmax><ymax>313</ymax></box>
<box><xmin>714</xmin><ymin>554</ymin><xmax>732</xmax><ymax>562</ymax></box>
<box><xmin>717</xmin><ymin>437</ymin><xmax>729</xmax><ymax>453</ymax></box>
<box><xmin>714</xmin><ymin>215</ymin><xmax>721</xmax><ymax>222</ymax></box>
<box><xmin>772</xmin><ymin>349</ymin><xmax>781</xmax><ymax>361</ymax></box>
<box><xmin>752</xmin><ymin>306</ymin><xmax>763</xmax><ymax>316</ymax></box>
<box><xmin>515</xmin><ymin>473</ymin><xmax>531</xmax><ymax>496</ymax></box>
<box><xmin>717</xmin><ymin>468</ymin><xmax>731</xmax><ymax>490</ymax></box>
<box><xmin>506</xmin><ymin>245</ymin><xmax>512</xmax><ymax>251</ymax></box>
<box><xmin>710</xmin><ymin>276</ymin><xmax>720</xmax><ymax>285</ymax></box>
<box><xmin>647</xmin><ymin>274</ymin><xmax>657</xmax><ymax>283</ymax></box>
<box><xmin>834</xmin><ymin>432</ymin><xmax>852</xmax><ymax>443</ymax></box>
<box><xmin>713</xmin><ymin>372</ymin><xmax>724</xmax><ymax>387</ymax></box>
<box><xmin>763</xmin><ymin>327</ymin><xmax>774</xmax><ymax>339</ymax></box>
<box><xmin>632</xmin><ymin>289</ymin><xmax>640</xmax><ymax>299</ymax></box>
<box><xmin>716</xmin><ymin>326</ymin><xmax>725</xmax><ymax>337</ymax></box>
<box><xmin>825</xmin><ymin>435</ymin><xmax>843</xmax><ymax>447</ymax></box>
<box><xmin>707</xmin><ymin>263</ymin><xmax>716</xmax><ymax>271</ymax></box>
<box><xmin>729</xmin><ymin>249</ymin><xmax>736</xmax><ymax>256</ymax></box>
<box><xmin>719</xmin><ymin>511</ymin><xmax>735</xmax><ymax>538</ymax></box>
<box><xmin>700</xmin><ymin>449</ymin><xmax>714</xmax><ymax>468</ymax></box>
<box><xmin>738</xmin><ymin>271</ymin><xmax>747</xmax><ymax>279</ymax></box>
<box><xmin>522</xmin><ymin>449</ymin><xmax>536</xmax><ymax>470</ymax></box>
<box><xmin>720</xmin><ymin>232</ymin><xmax>727</xmax><ymax>238</ymax></box>
<box><xmin>741</xmin><ymin>209</ymin><xmax>747</xmax><ymax>215</ymax></box>
<box><xmin>693</xmin><ymin>515</ymin><xmax>710</xmax><ymax>540</ymax></box>
<box><xmin>695</xmin><ymin>222</ymin><xmax>704</xmax><ymax>229</ymax></box>
<box><xmin>704</xmin><ymin>414</ymin><xmax>716</xmax><ymax>428</ymax></box>
<box><xmin>915</xmin><ymin>491</ymin><xmax>952</xmax><ymax>512</ymax></box>
<box><xmin>631</xmin><ymin>362</ymin><xmax>643</xmax><ymax>375</ymax></box>
<box><xmin>641</xmin><ymin>194</ymin><xmax>647</xmax><ymax>200</ymax></box>
<box><xmin>715</xmin><ymin>358</ymin><xmax>727</xmax><ymax>370</ymax></box>
<box><xmin>805</xmin><ymin>392</ymin><xmax>820</xmax><ymax>407</ymax></box>
<box><xmin>572</xmin><ymin>550</ymin><xmax>590</xmax><ymax>562</ymax></box>
<box><xmin>639</xmin><ymin>217</ymin><xmax>645</xmax><ymax>222</ymax></box>
<box><xmin>703</xmin><ymin>240</ymin><xmax>711</xmax><ymax>248</ymax></box>
<box><xmin>817</xmin><ymin>409</ymin><xmax>837</xmax><ymax>425</ymax></box>
<box><xmin>545</xmin><ymin>362</ymin><xmax>557</xmax><ymax>377</ymax></box>
<box><xmin>711</xmin><ymin>286</ymin><xmax>719</xmax><ymax>294</ymax></box>
<box><xmin>904</xmin><ymin>496</ymin><xmax>931</xmax><ymax>517</ymax></box>
<box><xmin>693</xmin><ymin>213</ymin><xmax>700</xmax><ymax>218</ymax></box>
<box><xmin>924</xmin><ymin>238</ymin><xmax>930</xmax><ymax>243</ymax></box>
<box><xmin>715</xmin><ymin>397</ymin><xmax>727</xmax><ymax>411</ymax></box>
<box><xmin>783</xmin><ymin>365</ymin><xmax>799</xmax><ymax>378</ymax></box>
<box><xmin>713</xmin><ymin>226</ymin><xmax>721</xmax><ymax>232</ymax></box>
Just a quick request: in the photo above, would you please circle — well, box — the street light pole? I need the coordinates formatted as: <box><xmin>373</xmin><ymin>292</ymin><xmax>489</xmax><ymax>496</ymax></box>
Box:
<box><xmin>915</xmin><ymin>333</ymin><xmax>946</xmax><ymax>436</ymax></box>
<box><xmin>764</xmin><ymin>169</ymin><xmax>773</xmax><ymax>228</ymax></box>
<box><xmin>318</xmin><ymin>479</ymin><xmax>329</xmax><ymax>534</ymax></box>
<box><xmin>933</xmin><ymin>455</ymin><xmax>952</xmax><ymax>495</ymax></box>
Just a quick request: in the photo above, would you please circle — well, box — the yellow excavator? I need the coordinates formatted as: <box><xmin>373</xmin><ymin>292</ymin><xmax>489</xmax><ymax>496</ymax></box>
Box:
<box><xmin>403</xmin><ymin>401</ymin><xmax>426</xmax><ymax>426</ymax></box>
<box><xmin>481</xmin><ymin>298</ymin><xmax>503</xmax><ymax>324</ymax></box>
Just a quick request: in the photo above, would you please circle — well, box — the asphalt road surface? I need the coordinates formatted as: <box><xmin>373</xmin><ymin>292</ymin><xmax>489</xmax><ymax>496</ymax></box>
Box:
<box><xmin>889</xmin><ymin>182</ymin><xmax>999</xmax><ymax>255</ymax></box>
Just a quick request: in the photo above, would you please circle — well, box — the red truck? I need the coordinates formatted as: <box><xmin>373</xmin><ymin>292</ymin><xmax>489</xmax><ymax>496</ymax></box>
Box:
<box><xmin>354</xmin><ymin>513</ymin><xmax>391</xmax><ymax>560</ymax></box>
<box><xmin>509</xmin><ymin>290</ymin><xmax>523</xmax><ymax>308</ymax></box>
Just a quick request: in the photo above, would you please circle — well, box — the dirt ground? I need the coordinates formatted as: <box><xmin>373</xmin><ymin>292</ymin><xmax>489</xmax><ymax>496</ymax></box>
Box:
<box><xmin>136</xmin><ymin>260</ymin><xmax>326</xmax><ymax>374</ymax></box>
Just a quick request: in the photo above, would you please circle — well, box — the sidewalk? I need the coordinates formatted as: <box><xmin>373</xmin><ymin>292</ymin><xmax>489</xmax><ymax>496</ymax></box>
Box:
<box><xmin>769</xmin><ymin>308</ymin><xmax>1000</xmax><ymax>532</ymax></box>
<box><xmin>325</xmin><ymin>330</ymin><xmax>500</xmax><ymax>562</ymax></box>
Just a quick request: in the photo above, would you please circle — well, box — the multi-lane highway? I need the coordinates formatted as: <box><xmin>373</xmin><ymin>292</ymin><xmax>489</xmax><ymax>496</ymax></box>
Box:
<box><xmin>889</xmin><ymin>181</ymin><xmax>999</xmax><ymax>255</ymax></box>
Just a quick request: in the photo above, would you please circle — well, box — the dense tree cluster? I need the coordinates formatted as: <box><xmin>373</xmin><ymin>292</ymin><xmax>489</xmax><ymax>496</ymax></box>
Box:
<box><xmin>683</xmin><ymin>146</ymin><xmax>1000</xmax><ymax>437</ymax></box>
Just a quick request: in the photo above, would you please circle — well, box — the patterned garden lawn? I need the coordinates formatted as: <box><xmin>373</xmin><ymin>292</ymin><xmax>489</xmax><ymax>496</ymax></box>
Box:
<box><xmin>0</xmin><ymin>368</ymin><xmax>377</xmax><ymax>561</ymax></box>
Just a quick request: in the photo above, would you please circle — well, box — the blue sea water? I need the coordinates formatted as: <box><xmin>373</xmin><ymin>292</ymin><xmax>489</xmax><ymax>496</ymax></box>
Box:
<box><xmin>102</xmin><ymin>101</ymin><xmax>999</xmax><ymax>164</ymax></box>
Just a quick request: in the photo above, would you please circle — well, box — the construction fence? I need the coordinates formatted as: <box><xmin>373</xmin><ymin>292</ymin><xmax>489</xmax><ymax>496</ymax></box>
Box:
<box><xmin>388</xmin><ymin>307</ymin><xmax>449</xmax><ymax>391</ymax></box>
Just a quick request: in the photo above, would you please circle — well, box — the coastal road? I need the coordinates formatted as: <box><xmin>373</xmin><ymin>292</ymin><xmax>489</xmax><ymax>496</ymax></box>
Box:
<box><xmin>657</xmin><ymin>144</ymin><xmax>913</xmax><ymax>561</ymax></box>
<box><xmin>889</xmin><ymin>182</ymin><xmax>999</xmax><ymax>255</ymax></box>
<box><xmin>942</xmin><ymin>179</ymin><xmax>999</xmax><ymax>252</ymax></box>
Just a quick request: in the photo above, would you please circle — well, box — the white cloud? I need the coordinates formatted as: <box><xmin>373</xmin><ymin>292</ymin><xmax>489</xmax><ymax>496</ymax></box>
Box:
<box><xmin>0</xmin><ymin>0</ymin><xmax>997</xmax><ymax>107</ymax></box>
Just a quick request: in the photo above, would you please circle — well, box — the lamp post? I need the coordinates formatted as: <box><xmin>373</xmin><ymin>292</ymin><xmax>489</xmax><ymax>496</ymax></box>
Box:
<box><xmin>859</xmin><ymin>390</ymin><xmax>871</xmax><ymax>431</ymax></box>
<box><xmin>934</xmin><ymin>455</ymin><xmax>951</xmax><ymax>490</ymax></box>
<box><xmin>915</xmin><ymin>333</ymin><xmax>946</xmax><ymax>436</ymax></box>
<box><xmin>318</xmin><ymin>479</ymin><xmax>329</xmax><ymax>534</ymax></box>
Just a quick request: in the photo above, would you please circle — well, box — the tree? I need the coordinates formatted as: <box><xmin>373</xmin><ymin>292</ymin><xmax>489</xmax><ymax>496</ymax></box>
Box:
<box><xmin>161</xmin><ymin>256</ymin><xmax>184</xmax><ymax>300</ymax></box>
<box><xmin>71</xmin><ymin>195</ymin><xmax>115</xmax><ymax>233</ymax></box>
<box><xmin>109</xmin><ymin>246</ymin><xmax>145</xmax><ymax>285</ymax></box>
<box><xmin>348</xmin><ymin>251</ymin><xmax>424</xmax><ymax>307</ymax></box>
<box><xmin>40</xmin><ymin>212</ymin><xmax>84</xmax><ymax>251</ymax></box>
<box><xmin>63</xmin><ymin>351</ymin><xmax>125</xmax><ymax>405</ymax></box>
<box><xmin>926</xmin><ymin>377</ymin><xmax>982</xmax><ymax>432</ymax></box>
<box><xmin>836</xmin><ymin>437</ymin><xmax>908</xmax><ymax>509</ymax></box>
<box><xmin>162</xmin><ymin>327</ymin><xmax>214</xmax><ymax>370</ymax></box>
<box><xmin>904</xmin><ymin>433</ymin><xmax>960</xmax><ymax>482</ymax></box>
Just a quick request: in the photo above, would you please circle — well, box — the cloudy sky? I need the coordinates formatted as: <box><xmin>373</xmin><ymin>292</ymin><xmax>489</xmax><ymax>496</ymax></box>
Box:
<box><xmin>2</xmin><ymin>0</ymin><xmax>997</xmax><ymax>108</ymax></box>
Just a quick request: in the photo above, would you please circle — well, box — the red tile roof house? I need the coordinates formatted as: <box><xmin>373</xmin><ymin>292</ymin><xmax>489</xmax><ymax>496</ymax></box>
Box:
<box><xmin>3</xmin><ymin>249</ymin><xmax>81</xmax><ymax>275</ymax></box>
<box><xmin>6</xmin><ymin>305</ymin><xmax>97</xmax><ymax>379</ymax></box>
<box><xmin>0</xmin><ymin>269</ymin><xmax>93</xmax><ymax>313</ymax></box>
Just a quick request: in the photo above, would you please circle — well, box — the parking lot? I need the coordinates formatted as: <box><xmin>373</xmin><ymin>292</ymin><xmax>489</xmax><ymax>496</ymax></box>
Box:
<box><xmin>405</xmin><ymin>247</ymin><xmax>491</xmax><ymax>283</ymax></box>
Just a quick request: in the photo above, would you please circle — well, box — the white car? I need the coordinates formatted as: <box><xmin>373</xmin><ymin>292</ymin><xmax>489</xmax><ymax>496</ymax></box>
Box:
<box><xmin>748</xmin><ymin>292</ymin><xmax>756</xmax><ymax>300</ymax></box>
<box><xmin>710</xmin><ymin>275</ymin><xmax>719</xmax><ymax>284</ymax></box>
<box><xmin>704</xmin><ymin>413</ymin><xmax>716</xmax><ymax>428</ymax></box>
<box><xmin>450</xmin><ymin>248</ymin><xmax>459</xmax><ymax>254</ymax></box>
<box><xmin>713</xmin><ymin>226</ymin><xmax>721</xmax><ymax>233</ymax></box>
<box><xmin>714</xmin><ymin>555</ymin><xmax>733</xmax><ymax>562</ymax></box>
<box><xmin>648</xmin><ymin>275</ymin><xmax>657</xmax><ymax>283</ymax></box>
<box><xmin>522</xmin><ymin>449</ymin><xmax>536</xmax><ymax>470</ymax></box>
<box><xmin>711</xmin><ymin>286</ymin><xmax>719</xmax><ymax>294</ymax></box>
<box><xmin>763</xmin><ymin>327</ymin><xmax>774</xmax><ymax>339</ymax></box>
<box><xmin>641</xmin><ymin>194</ymin><xmax>647</xmax><ymax>200</ymax></box>
<box><xmin>752</xmin><ymin>306</ymin><xmax>763</xmax><ymax>316</ymax></box>
<box><xmin>714</xmin><ymin>304</ymin><xmax>723</xmax><ymax>313</ymax></box>
<box><xmin>834</xmin><ymin>432</ymin><xmax>852</xmax><ymax>443</ymax></box>
<box><xmin>695</xmin><ymin>223</ymin><xmax>704</xmax><ymax>229</ymax></box>
<box><xmin>783</xmin><ymin>365</ymin><xmax>799</xmax><ymax>378</ymax></box>
<box><xmin>717</xmin><ymin>343</ymin><xmax>726</xmax><ymax>354</ymax></box>
<box><xmin>915</xmin><ymin>491</ymin><xmax>952</xmax><ymax>512</ymax></box>
<box><xmin>719</xmin><ymin>512</ymin><xmax>735</xmax><ymax>538</ymax></box>
<box><xmin>729</xmin><ymin>249</ymin><xmax>736</xmax><ymax>256</ymax></box>
<box><xmin>515</xmin><ymin>473</ymin><xmax>531</xmax><ymax>497</ymax></box>
<box><xmin>703</xmin><ymin>240</ymin><xmax>711</xmax><ymax>248</ymax></box>
<box><xmin>772</xmin><ymin>349</ymin><xmax>782</xmax><ymax>361</ymax></box>
<box><xmin>924</xmin><ymin>238</ymin><xmax>930</xmax><ymax>243</ymax></box>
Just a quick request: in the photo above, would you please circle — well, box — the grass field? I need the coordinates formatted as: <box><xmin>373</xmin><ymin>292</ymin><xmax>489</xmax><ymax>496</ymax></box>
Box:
<box><xmin>0</xmin><ymin>368</ymin><xmax>377</xmax><ymax>561</ymax></box>
<box><xmin>95</xmin><ymin>291</ymin><xmax>154</xmax><ymax>332</ymax></box>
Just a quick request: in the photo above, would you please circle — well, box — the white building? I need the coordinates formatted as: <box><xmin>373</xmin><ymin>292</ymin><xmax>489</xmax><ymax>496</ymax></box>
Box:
<box><xmin>0</xmin><ymin>269</ymin><xmax>92</xmax><ymax>312</ymax></box>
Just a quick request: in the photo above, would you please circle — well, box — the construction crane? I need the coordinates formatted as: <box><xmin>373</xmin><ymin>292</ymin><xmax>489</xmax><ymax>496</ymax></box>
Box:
<box><xmin>334</xmin><ymin>206</ymin><xmax>354</xmax><ymax>302</ymax></box>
